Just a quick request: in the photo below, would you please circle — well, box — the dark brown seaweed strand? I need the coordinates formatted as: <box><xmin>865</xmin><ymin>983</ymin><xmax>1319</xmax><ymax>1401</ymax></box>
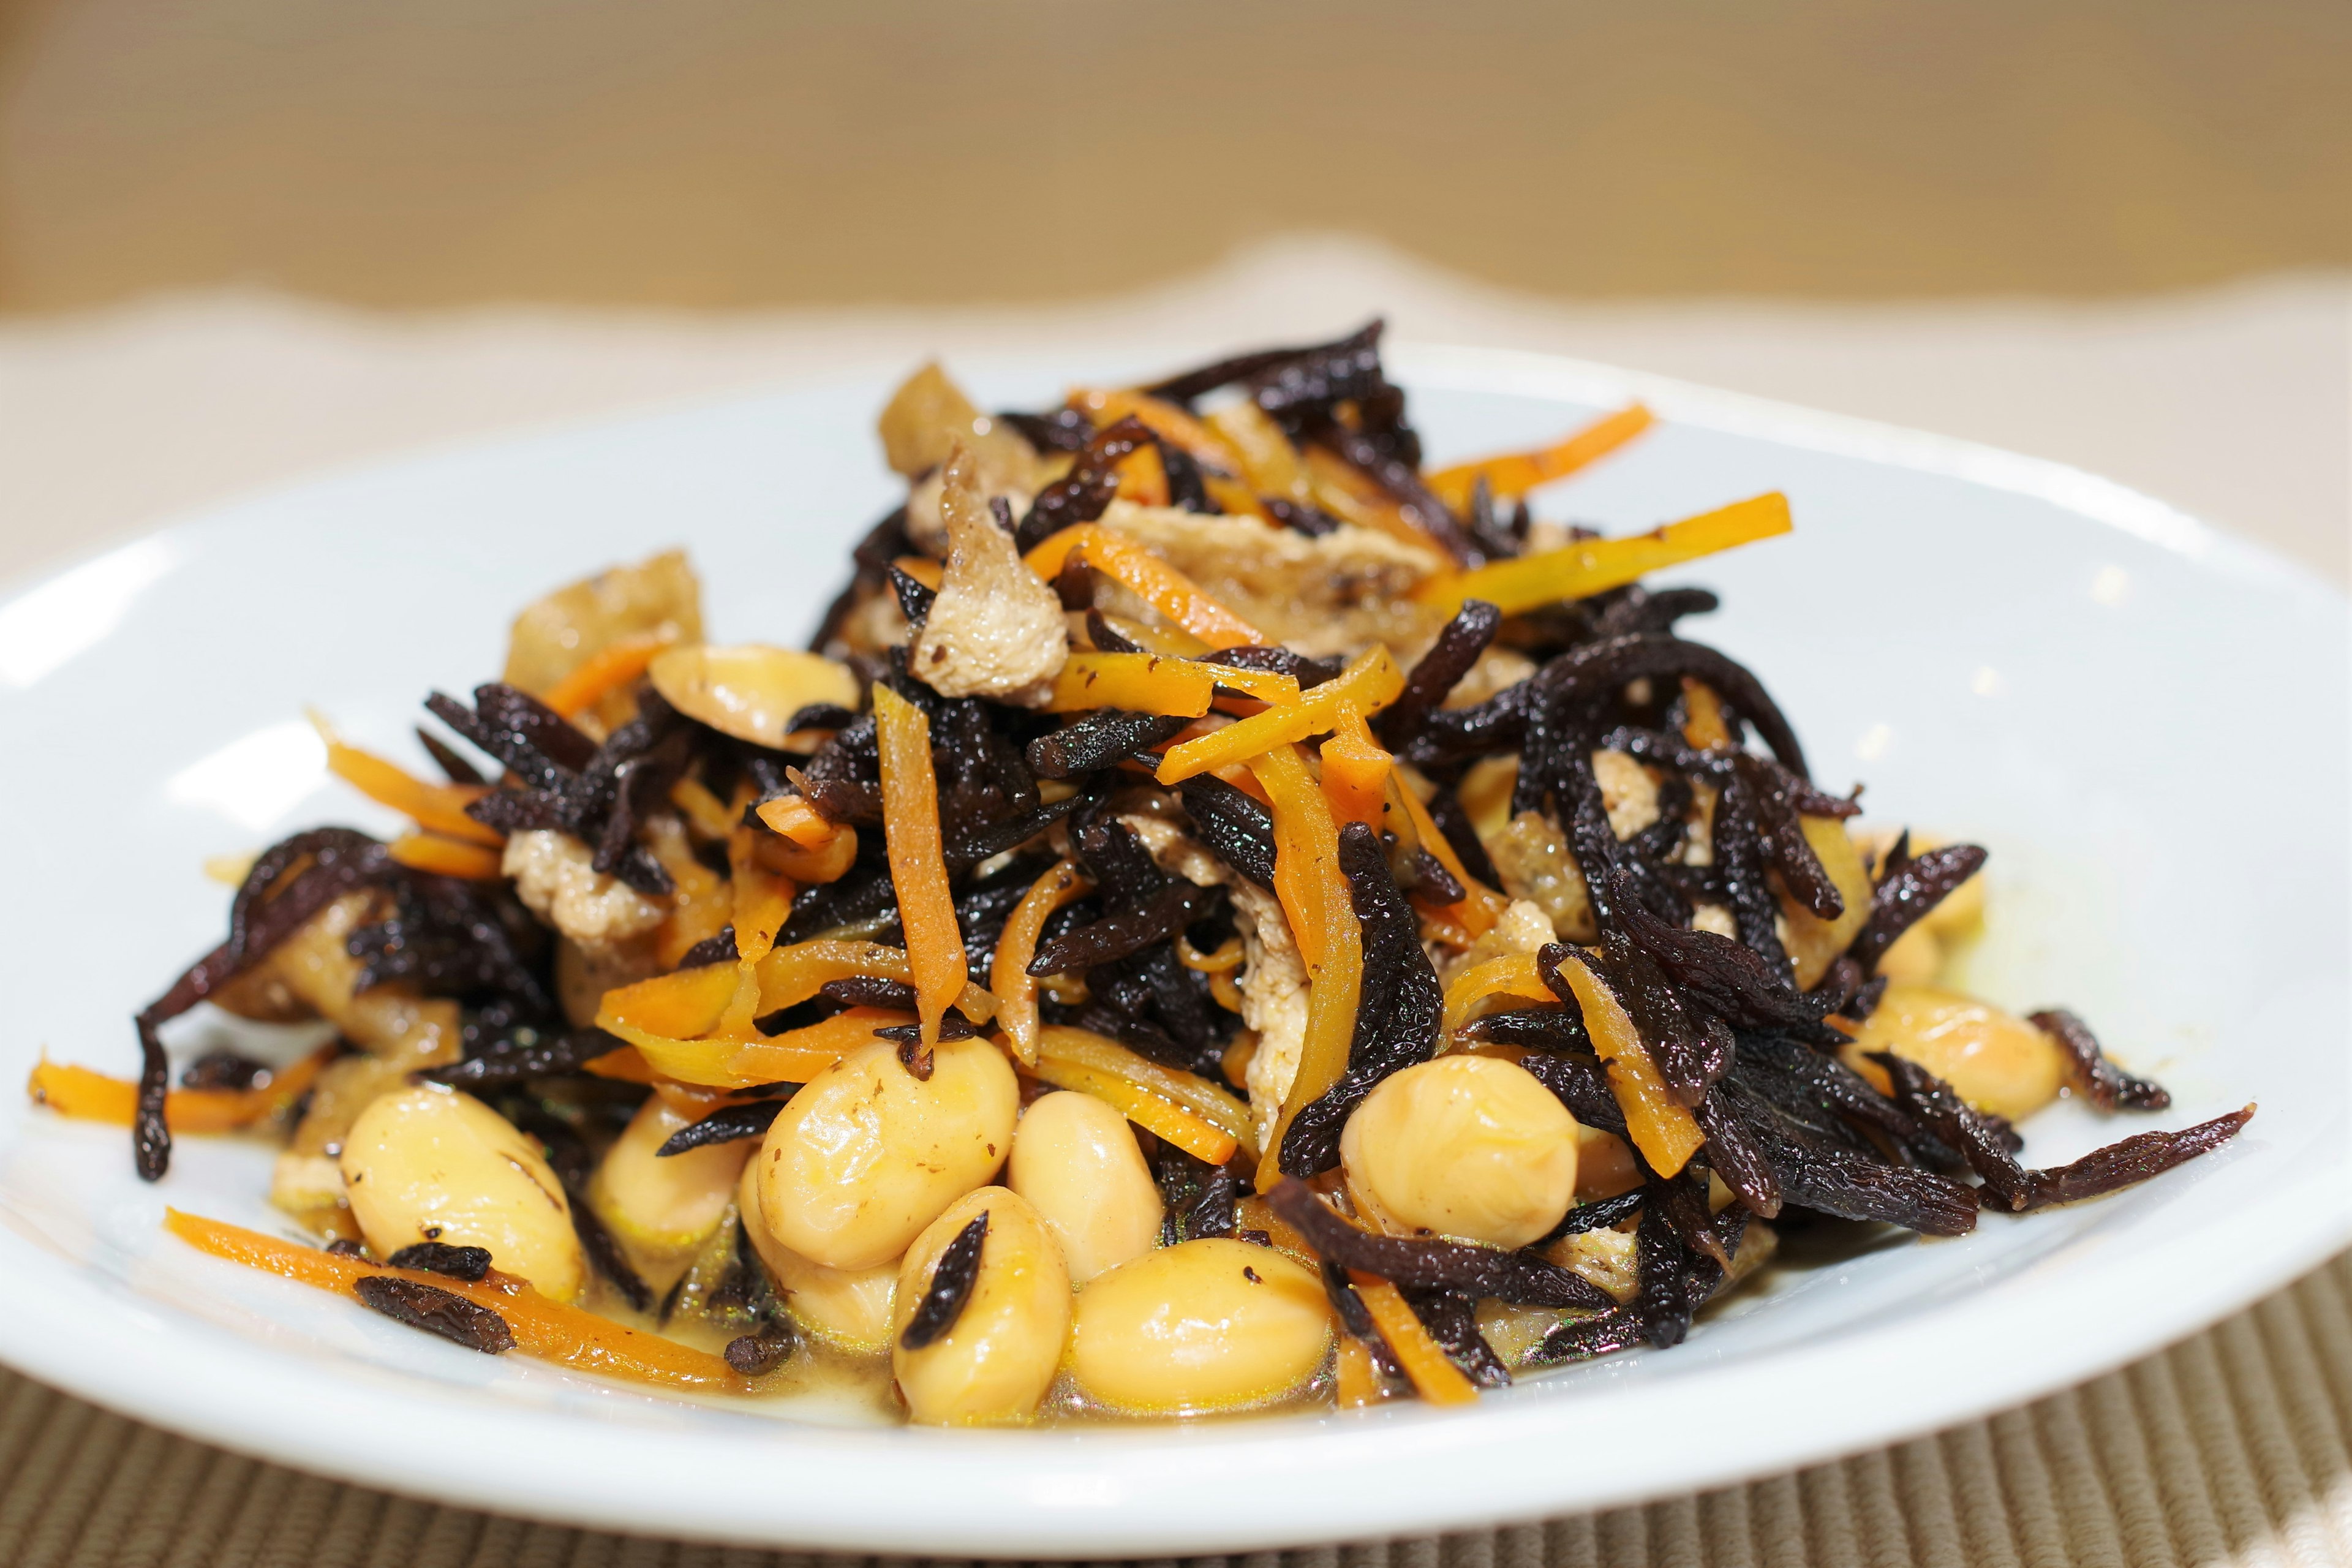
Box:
<box><xmin>1028</xmin><ymin>881</ymin><xmax>1216</xmax><ymax>975</ymax></box>
<box><xmin>1198</xmin><ymin>645</ymin><xmax>1346</xmax><ymax>689</ymax></box>
<box><xmin>1405</xmin><ymin>848</ymin><xmax>1465</xmax><ymax>905</ymax></box>
<box><xmin>1423</xmin><ymin>785</ymin><xmax>1502</xmax><ymax>888</ymax></box>
<box><xmin>1651</xmin><ymin>1171</ymin><xmax>1732</xmax><ymax>1270</ymax></box>
<box><xmin>1265</xmin><ymin>1179</ymin><xmax>1613</xmax><ymax>1309</ymax></box>
<box><xmin>1610</xmin><ymin>889</ymin><xmax>1833</xmax><ymax>1039</ymax></box>
<box><xmin>417</xmin><ymin>727</ymin><xmax>486</xmax><ymax>785</ymax></box>
<box><xmin>658</xmin><ymin>1099</ymin><xmax>788</xmax><ymax>1157</ymax></box>
<box><xmin>1464</xmin><ymin>1003</ymin><xmax>1596</xmax><ymax>1056</ymax></box>
<box><xmin>1084</xmin><ymin>609</ymin><xmax>1142</xmax><ymax>654</ymax></box>
<box><xmin>2030</xmin><ymin>1009</ymin><xmax>2174</xmax><ymax>1113</ymax></box>
<box><xmin>1378</xmin><ymin>600</ymin><xmax>1503</xmax><ymax>749</ymax></box>
<box><xmin>1463</xmin><ymin>477</ymin><xmax>1521</xmax><ymax>564</ymax></box>
<box><xmin>1317</xmin><ymin>424</ymin><xmax>1482</xmax><ymax>563</ymax></box>
<box><xmin>179</xmin><ymin>1050</ymin><xmax>268</xmax><ymax>1091</ymax></box>
<box><xmin>2019</xmin><ymin>1106</ymin><xmax>2255</xmax><ymax>1211</ymax></box>
<box><xmin>1028</xmin><ymin>710</ymin><xmax>1189</xmax><ymax>780</ymax></box>
<box><xmin>1401</xmin><ymin>1288</ymin><xmax>1513</xmax><ymax>1387</ymax></box>
<box><xmin>1318</xmin><ymin>1260</ymin><xmax>1406</xmax><ymax>1379</ymax></box>
<box><xmin>900</xmin><ymin>1212</ymin><xmax>989</xmax><ymax>1351</ymax></box>
<box><xmin>1732</xmin><ymin>1031</ymin><xmax>1931</xmax><ymax>1158</ymax></box>
<box><xmin>871</xmin><ymin>1013</ymin><xmax>981</xmax><ymax>1046</ymax></box>
<box><xmin>353</xmin><ymin>1276</ymin><xmax>514</xmax><ymax>1354</ymax></box>
<box><xmin>1846</xmin><ymin>844</ymin><xmax>1989</xmax><ymax>973</ymax></box>
<box><xmin>1597</xmin><ymin>932</ymin><xmax>1716</xmax><ymax>1106</ymax></box>
<box><xmin>996</xmin><ymin>405</ymin><xmax>1095</xmax><ymax>453</ymax></box>
<box><xmin>1636</xmin><ymin>1203</ymin><xmax>1695</xmax><ymax>1348</ymax></box>
<box><xmin>1725</xmin><ymin>1080</ymin><xmax>1979</xmax><ymax>1235</ymax></box>
<box><xmin>943</xmin><ymin>794</ymin><xmax>1085</xmax><ymax>876</ymax></box>
<box><xmin>886</xmin><ymin>563</ymin><xmax>936</xmax><ymax>627</ymax></box>
<box><xmin>723</xmin><ymin>1317</ymin><xmax>798</xmax><ymax>1376</ymax></box>
<box><xmin>819</xmin><ymin>975</ymin><xmax>918</xmax><ymax>1011</ymax></box>
<box><xmin>422</xmin><ymin>1029</ymin><xmax>622</xmax><ymax>1091</ymax></box>
<box><xmin>1259</xmin><ymin>496</ymin><xmax>1340</xmax><ymax>537</ymax></box>
<box><xmin>1730</xmin><ymin>754</ymin><xmax>1843</xmax><ymax>921</ymax></box>
<box><xmin>1520</xmin><ymin>634</ymin><xmax>1809</xmax><ymax>783</ymax></box>
<box><xmin>1145</xmin><ymin>333</ymin><xmax>1357</xmax><ymax>406</ymax></box>
<box><xmin>1174</xmin><ymin>777</ymin><xmax>1279</xmax><ymax>891</ymax></box>
<box><xmin>1015</xmin><ymin>417</ymin><xmax>1153</xmax><ymax>553</ymax></box>
<box><xmin>1537</xmin><ymin>1189</ymin><xmax>1646</xmax><ymax>1247</ymax></box>
<box><xmin>1708</xmin><ymin>773</ymin><xmax>1796</xmax><ymax>981</ymax></box>
<box><xmin>1594</xmin><ymin>586</ymin><xmax>1722</xmax><ymax>640</ymax></box>
<box><xmin>1874</xmin><ymin>1054</ymin><xmax>2035</xmax><ymax>1212</ymax></box>
<box><xmin>1277</xmin><ymin>823</ymin><xmax>1444</xmax><ymax>1175</ymax></box>
<box><xmin>676</xmin><ymin>927</ymin><xmax>741</xmax><ymax>969</ymax></box>
<box><xmin>383</xmin><ymin>1242</ymin><xmax>494</xmax><ymax>1282</ymax></box>
<box><xmin>1693</xmin><ymin>1084</ymin><xmax>1783</xmax><ymax>1218</ymax></box>
<box><xmin>1528</xmin><ymin>1307</ymin><xmax>1649</xmax><ymax>1366</ymax></box>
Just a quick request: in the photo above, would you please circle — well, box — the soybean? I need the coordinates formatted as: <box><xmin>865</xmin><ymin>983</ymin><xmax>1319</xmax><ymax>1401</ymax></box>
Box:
<box><xmin>1006</xmin><ymin>1091</ymin><xmax>1163</xmax><ymax>1283</ymax></box>
<box><xmin>891</xmin><ymin>1187</ymin><xmax>1070</xmax><ymax>1425</ymax></box>
<box><xmin>1340</xmin><ymin>1055</ymin><xmax>1578</xmax><ymax>1249</ymax></box>
<box><xmin>1068</xmin><ymin>1239</ymin><xmax>1329</xmax><ymax>1415</ymax></box>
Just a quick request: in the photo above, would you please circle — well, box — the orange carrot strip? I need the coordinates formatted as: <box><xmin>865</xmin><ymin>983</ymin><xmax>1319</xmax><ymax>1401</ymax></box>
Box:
<box><xmin>1071</xmin><ymin>388</ymin><xmax>1246</xmax><ymax>475</ymax></box>
<box><xmin>1334</xmin><ymin>1335</ymin><xmax>1384</xmax><ymax>1408</ymax></box>
<box><xmin>1157</xmin><ymin>646</ymin><xmax>1404</xmax><ymax>786</ymax></box>
<box><xmin>1319</xmin><ymin>709</ymin><xmax>1392</xmax><ymax>829</ymax></box>
<box><xmin>386</xmin><ymin>833</ymin><xmax>505</xmax><ymax>880</ymax></box>
<box><xmin>1547</xmin><ymin>946</ymin><xmax>1705</xmax><ymax>1175</ymax></box>
<box><xmin>583</xmin><ymin>1046</ymin><xmax>660</xmax><ymax>1084</ymax></box>
<box><xmin>28</xmin><ymin>1046</ymin><xmax>331</xmax><ymax>1133</ymax></box>
<box><xmin>668</xmin><ymin>776</ymin><xmax>738</xmax><ymax>841</ymax></box>
<box><xmin>1023</xmin><ymin>524</ymin><xmax>1265</xmax><ymax>648</ymax></box>
<box><xmin>315</xmin><ymin>718</ymin><xmax>501</xmax><ymax>846</ymax></box>
<box><xmin>1040</xmin><ymin>652</ymin><xmax>1216</xmax><ymax>717</ymax></box>
<box><xmin>714</xmin><ymin>791</ymin><xmax>796</xmax><ymax>1037</ymax></box>
<box><xmin>1425</xmin><ymin>403</ymin><xmax>1655</xmax><ymax>513</ymax></box>
<box><xmin>1387</xmin><ymin>773</ymin><xmax>1507</xmax><ymax>937</ymax></box>
<box><xmin>1114</xmin><ymin>442</ymin><xmax>1170</xmax><ymax>507</ymax></box>
<box><xmin>1439</xmin><ymin>954</ymin><xmax>1559</xmax><ymax>1039</ymax></box>
<box><xmin>1033</xmin><ymin>1025</ymin><xmax>1256</xmax><ymax>1155</ymax></box>
<box><xmin>541</xmin><ymin>630</ymin><xmax>676</xmax><ymax>719</ymax></box>
<box><xmin>163</xmin><ymin>1209</ymin><xmax>740</xmax><ymax>1390</ymax></box>
<box><xmin>992</xmin><ymin>862</ymin><xmax>1091</xmax><ymax>1066</ymax></box>
<box><xmin>1250</xmin><ymin>744</ymin><xmax>1362</xmax><ymax>1189</ymax></box>
<box><xmin>1420</xmin><ymin>493</ymin><xmax>1792</xmax><ymax>617</ymax></box>
<box><xmin>1352</xmin><ymin>1273</ymin><xmax>1480</xmax><ymax>1406</ymax></box>
<box><xmin>1200</xmin><ymin>664</ymin><xmax>1302</xmax><ymax>704</ymax></box>
<box><xmin>890</xmin><ymin>554</ymin><xmax>944</xmax><ymax>590</ymax></box>
<box><xmin>1301</xmin><ymin>446</ymin><xmax>1451</xmax><ymax>556</ymax></box>
<box><xmin>1681</xmin><ymin>676</ymin><xmax>1733</xmax><ymax>750</ymax></box>
<box><xmin>755</xmin><ymin>793</ymin><xmax>844</xmax><ymax>850</ymax></box>
<box><xmin>1205</xmin><ymin>401</ymin><xmax>1316</xmax><ymax>507</ymax></box>
<box><xmin>872</xmin><ymin>684</ymin><xmax>965</xmax><ymax>1052</ymax></box>
<box><xmin>646</xmin><ymin>820</ymin><xmax>730</xmax><ymax>969</ymax></box>
<box><xmin>1088</xmin><ymin>611</ymin><xmax>1211</xmax><ymax>658</ymax></box>
<box><xmin>596</xmin><ymin>964</ymin><xmax>739</xmax><ymax>1044</ymax></box>
<box><xmin>750</xmin><ymin>939</ymin><xmax>995</xmax><ymax>1023</ymax></box>
<box><xmin>1199</xmin><ymin>473</ymin><xmax>1268</xmax><ymax>521</ymax></box>
<box><xmin>1024</xmin><ymin>1057</ymin><xmax>1238</xmax><ymax>1166</ymax></box>
<box><xmin>726</xmin><ymin>1009</ymin><xmax>911</xmax><ymax>1087</ymax></box>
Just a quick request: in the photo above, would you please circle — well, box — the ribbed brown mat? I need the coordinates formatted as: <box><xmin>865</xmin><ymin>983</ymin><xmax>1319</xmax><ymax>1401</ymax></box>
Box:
<box><xmin>5</xmin><ymin>1251</ymin><xmax>2350</xmax><ymax>1568</ymax></box>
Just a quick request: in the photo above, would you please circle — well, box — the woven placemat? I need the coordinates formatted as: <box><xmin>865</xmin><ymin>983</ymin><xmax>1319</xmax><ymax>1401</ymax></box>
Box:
<box><xmin>3</xmin><ymin>1251</ymin><xmax>2347</xmax><ymax>1568</ymax></box>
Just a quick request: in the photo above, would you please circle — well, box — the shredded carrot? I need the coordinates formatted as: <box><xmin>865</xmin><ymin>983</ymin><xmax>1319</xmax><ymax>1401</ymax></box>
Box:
<box><xmin>1071</xmin><ymin>388</ymin><xmax>1245</xmax><ymax>475</ymax></box>
<box><xmin>1425</xmin><ymin>403</ymin><xmax>1656</xmax><ymax>513</ymax></box>
<box><xmin>1439</xmin><ymin>953</ymin><xmax>1560</xmax><ymax>1039</ymax></box>
<box><xmin>583</xmin><ymin>1046</ymin><xmax>661</xmax><ymax>1084</ymax></box>
<box><xmin>1114</xmin><ymin>441</ymin><xmax>1170</xmax><ymax>507</ymax></box>
<box><xmin>1041</xmin><ymin>652</ymin><xmax>1216</xmax><ymax>717</ymax></box>
<box><xmin>751</xmin><ymin>939</ymin><xmax>995</xmax><ymax>1023</ymax></box>
<box><xmin>1205</xmin><ymin>401</ymin><xmax>1316</xmax><ymax>508</ymax></box>
<box><xmin>1250</xmin><ymin>744</ymin><xmax>1363</xmax><ymax>1189</ymax></box>
<box><xmin>28</xmin><ymin>1045</ymin><xmax>332</xmax><ymax>1133</ymax></box>
<box><xmin>889</xmin><ymin>554</ymin><xmax>944</xmax><ymax>590</ymax></box>
<box><xmin>713</xmin><ymin>790</ymin><xmax>795</xmax><ymax>1038</ymax></box>
<box><xmin>755</xmin><ymin>791</ymin><xmax>844</xmax><ymax>850</ymax></box>
<box><xmin>1547</xmin><ymin>946</ymin><xmax>1705</xmax><ymax>1175</ymax></box>
<box><xmin>1419</xmin><ymin>492</ymin><xmax>1792</xmax><ymax>617</ymax></box>
<box><xmin>164</xmin><ymin>1209</ymin><xmax>741</xmax><ymax>1390</ymax></box>
<box><xmin>1301</xmin><ymin>446</ymin><xmax>1449</xmax><ymax>556</ymax></box>
<box><xmin>1199</xmin><ymin>473</ymin><xmax>1267</xmax><ymax>520</ymax></box>
<box><xmin>871</xmin><ymin>684</ymin><xmax>966</xmax><ymax>1054</ymax></box>
<box><xmin>1156</xmin><ymin>645</ymin><xmax>1404</xmax><ymax>786</ymax></box>
<box><xmin>1385</xmin><ymin>772</ymin><xmax>1507</xmax><ymax>936</ymax></box>
<box><xmin>1023</xmin><ymin>1056</ymin><xmax>1238</xmax><ymax>1166</ymax></box>
<box><xmin>722</xmin><ymin>1009</ymin><xmax>912</xmax><ymax>1088</ymax></box>
<box><xmin>992</xmin><ymin>861</ymin><xmax>1091</xmax><ymax>1066</ymax></box>
<box><xmin>646</xmin><ymin>819</ymin><xmax>729</xmax><ymax>968</ymax></box>
<box><xmin>313</xmin><ymin>716</ymin><xmax>501</xmax><ymax>846</ymax></box>
<box><xmin>386</xmin><ymin>833</ymin><xmax>505</xmax><ymax>880</ymax></box>
<box><xmin>1351</xmin><ymin>1273</ymin><xmax>1480</xmax><ymax>1406</ymax></box>
<box><xmin>1023</xmin><ymin>524</ymin><xmax>1265</xmax><ymax>648</ymax></box>
<box><xmin>1319</xmin><ymin>709</ymin><xmax>1392</xmax><ymax>829</ymax></box>
<box><xmin>1334</xmin><ymin>1335</ymin><xmax>1384</xmax><ymax>1408</ymax></box>
<box><xmin>752</xmin><ymin>823</ymin><xmax>857</xmax><ymax>885</ymax></box>
<box><xmin>1201</xmin><ymin>663</ymin><xmax>1302</xmax><ymax>705</ymax></box>
<box><xmin>597</xmin><ymin>963</ymin><xmax>739</xmax><ymax>1044</ymax></box>
<box><xmin>1176</xmin><ymin>933</ymin><xmax>1244</xmax><ymax>973</ymax></box>
<box><xmin>1211</xmin><ymin>762</ymin><xmax>1273</xmax><ymax>807</ymax></box>
<box><xmin>668</xmin><ymin>775</ymin><xmax>739</xmax><ymax>840</ymax></box>
<box><xmin>541</xmin><ymin>630</ymin><xmax>676</xmax><ymax>719</ymax></box>
<box><xmin>1680</xmin><ymin>676</ymin><xmax>1733</xmax><ymax>750</ymax></box>
<box><xmin>1032</xmin><ymin>1025</ymin><xmax>1256</xmax><ymax>1155</ymax></box>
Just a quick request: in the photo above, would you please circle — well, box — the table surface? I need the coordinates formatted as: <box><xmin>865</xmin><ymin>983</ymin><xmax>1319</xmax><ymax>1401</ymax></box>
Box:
<box><xmin>1</xmin><ymin>246</ymin><xmax>2346</xmax><ymax>1566</ymax></box>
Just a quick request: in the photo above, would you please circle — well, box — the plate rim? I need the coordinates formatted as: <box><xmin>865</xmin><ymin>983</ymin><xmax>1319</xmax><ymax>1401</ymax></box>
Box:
<box><xmin>1</xmin><ymin>339</ymin><xmax>2345</xmax><ymax>1555</ymax></box>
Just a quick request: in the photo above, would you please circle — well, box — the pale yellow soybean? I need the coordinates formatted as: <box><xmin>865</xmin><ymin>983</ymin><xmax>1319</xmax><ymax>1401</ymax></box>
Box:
<box><xmin>1846</xmin><ymin>982</ymin><xmax>2066</xmax><ymax>1122</ymax></box>
<box><xmin>1006</xmin><ymin>1091</ymin><xmax>1164</xmax><ymax>1284</ymax></box>
<box><xmin>1068</xmin><ymin>1239</ymin><xmax>1329</xmax><ymax>1415</ymax></box>
<box><xmin>339</xmin><ymin>1084</ymin><xmax>586</xmax><ymax>1302</ymax></box>
<box><xmin>1341</xmin><ymin>1055</ymin><xmax>1578</xmax><ymax>1249</ymax></box>
<box><xmin>892</xmin><ymin>1187</ymin><xmax>1070</xmax><ymax>1425</ymax></box>
<box><xmin>590</xmin><ymin>1095</ymin><xmax>752</xmax><ymax>1268</ymax></box>
<box><xmin>736</xmin><ymin>1159</ymin><xmax>897</xmax><ymax>1352</ymax></box>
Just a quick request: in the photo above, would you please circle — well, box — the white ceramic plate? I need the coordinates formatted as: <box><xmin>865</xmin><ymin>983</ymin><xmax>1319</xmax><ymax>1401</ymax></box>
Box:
<box><xmin>0</xmin><ymin>344</ymin><xmax>2345</xmax><ymax>1556</ymax></box>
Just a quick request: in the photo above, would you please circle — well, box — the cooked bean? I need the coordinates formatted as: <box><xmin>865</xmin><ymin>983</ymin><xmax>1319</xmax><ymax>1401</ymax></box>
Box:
<box><xmin>647</xmin><ymin>643</ymin><xmax>859</xmax><ymax>748</ymax></box>
<box><xmin>1068</xmin><ymin>1239</ymin><xmax>1329</xmax><ymax>1415</ymax></box>
<box><xmin>737</xmin><ymin>1161</ymin><xmax>897</xmax><ymax>1352</ymax></box>
<box><xmin>339</xmin><ymin>1085</ymin><xmax>585</xmax><ymax>1302</ymax></box>
<box><xmin>892</xmin><ymin>1188</ymin><xmax>1071</xmax><ymax>1425</ymax></box>
<box><xmin>589</xmin><ymin>1096</ymin><xmax>753</xmax><ymax>1267</ymax></box>
<box><xmin>755</xmin><ymin>1034</ymin><xmax>1019</xmax><ymax>1271</ymax></box>
<box><xmin>1847</xmin><ymin>982</ymin><xmax>2066</xmax><ymax>1123</ymax></box>
<box><xmin>1006</xmin><ymin>1091</ymin><xmax>1164</xmax><ymax>1284</ymax></box>
<box><xmin>1340</xmin><ymin>1056</ymin><xmax>1578</xmax><ymax>1250</ymax></box>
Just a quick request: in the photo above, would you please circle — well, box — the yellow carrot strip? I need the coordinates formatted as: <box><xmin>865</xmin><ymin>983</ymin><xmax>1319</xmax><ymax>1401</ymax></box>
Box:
<box><xmin>1200</xmin><ymin>473</ymin><xmax>1268</xmax><ymax>521</ymax></box>
<box><xmin>1040</xmin><ymin>652</ymin><xmax>1216</xmax><ymax>717</ymax></box>
<box><xmin>872</xmin><ymin>684</ymin><xmax>965</xmax><ymax>1054</ymax></box>
<box><xmin>164</xmin><ymin>1209</ymin><xmax>741</xmax><ymax>1390</ymax></box>
<box><xmin>1334</xmin><ymin>1335</ymin><xmax>1384</xmax><ymax>1408</ymax></box>
<box><xmin>1205</xmin><ymin>401</ymin><xmax>1316</xmax><ymax>507</ymax></box>
<box><xmin>1250</xmin><ymin>745</ymin><xmax>1362</xmax><ymax>1189</ymax></box>
<box><xmin>597</xmin><ymin>963</ymin><xmax>739</xmax><ymax>1044</ymax></box>
<box><xmin>755</xmin><ymin>793</ymin><xmax>844</xmax><ymax>850</ymax></box>
<box><xmin>1351</xmin><ymin>1274</ymin><xmax>1479</xmax><ymax>1406</ymax></box>
<box><xmin>583</xmin><ymin>1046</ymin><xmax>661</xmax><ymax>1084</ymax></box>
<box><xmin>1090</xmin><ymin>611</ymin><xmax>1211</xmax><ymax>658</ymax></box>
<box><xmin>313</xmin><ymin>716</ymin><xmax>501</xmax><ymax>846</ymax></box>
<box><xmin>541</xmin><ymin>630</ymin><xmax>676</xmax><ymax>719</ymax></box>
<box><xmin>1113</xmin><ymin>442</ymin><xmax>1170</xmax><ymax>507</ymax></box>
<box><xmin>1199</xmin><ymin>664</ymin><xmax>1302</xmax><ymax>704</ymax></box>
<box><xmin>668</xmin><ymin>775</ymin><xmax>739</xmax><ymax>841</ymax></box>
<box><xmin>1680</xmin><ymin>677</ymin><xmax>1733</xmax><ymax>750</ymax></box>
<box><xmin>725</xmin><ymin>1009</ymin><xmax>910</xmax><ymax>1087</ymax></box>
<box><xmin>992</xmin><ymin>862</ymin><xmax>1091</xmax><ymax>1066</ymax></box>
<box><xmin>1302</xmin><ymin>446</ymin><xmax>1449</xmax><ymax>556</ymax></box>
<box><xmin>1547</xmin><ymin>947</ymin><xmax>1705</xmax><ymax>1175</ymax></box>
<box><xmin>1023</xmin><ymin>524</ymin><xmax>1265</xmax><ymax>648</ymax></box>
<box><xmin>1425</xmin><ymin>403</ymin><xmax>1655</xmax><ymax>513</ymax></box>
<box><xmin>1033</xmin><ymin>1025</ymin><xmax>1256</xmax><ymax>1155</ymax></box>
<box><xmin>1071</xmin><ymin>388</ymin><xmax>1246</xmax><ymax>475</ymax></box>
<box><xmin>750</xmin><ymin>939</ymin><xmax>995</xmax><ymax>1023</ymax></box>
<box><xmin>714</xmin><ymin>789</ymin><xmax>796</xmax><ymax>1038</ymax></box>
<box><xmin>28</xmin><ymin>1046</ymin><xmax>332</xmax><ymax>1133</ymax></box>
<box><xmin>1319</xmin><ymin>709</ymin><xmax>1392</xmax><ymax>829</ymax></box>
<box><xmin>1157</xmin><ymin>646</ymin><xmax>1405</xmax><ymax>786</ymax></box>
<box><xmin>386</xmin><ymin>833</ymin><xmax>505</xmax><ymax>880</ymax></box>
<box><xmin>1025</xmin><ymin>1057</ymin><xmax>1238</xmax><ymax>1167</ymax></box>
<box><xmin>1420</xmin><ymin>493</ymin><xmax>1793</xmax><ymax>617</ymax></box>
<box><xmin>1387</xmin><ymin>772</ymin><xmax>1507</xmax><ymax>937</ymax></box>
<box><xmin>1439</xmin><ymin>954</ymin><xmax>1559</xmax><ymax>1039</ymax></box>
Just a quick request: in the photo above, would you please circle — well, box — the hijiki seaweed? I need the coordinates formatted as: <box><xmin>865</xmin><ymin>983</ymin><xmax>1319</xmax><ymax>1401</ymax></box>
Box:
<box><xmin>40</xmin><ymin>322</ymin><xmax>2250</xmax><ymax>1421</ymax></box>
